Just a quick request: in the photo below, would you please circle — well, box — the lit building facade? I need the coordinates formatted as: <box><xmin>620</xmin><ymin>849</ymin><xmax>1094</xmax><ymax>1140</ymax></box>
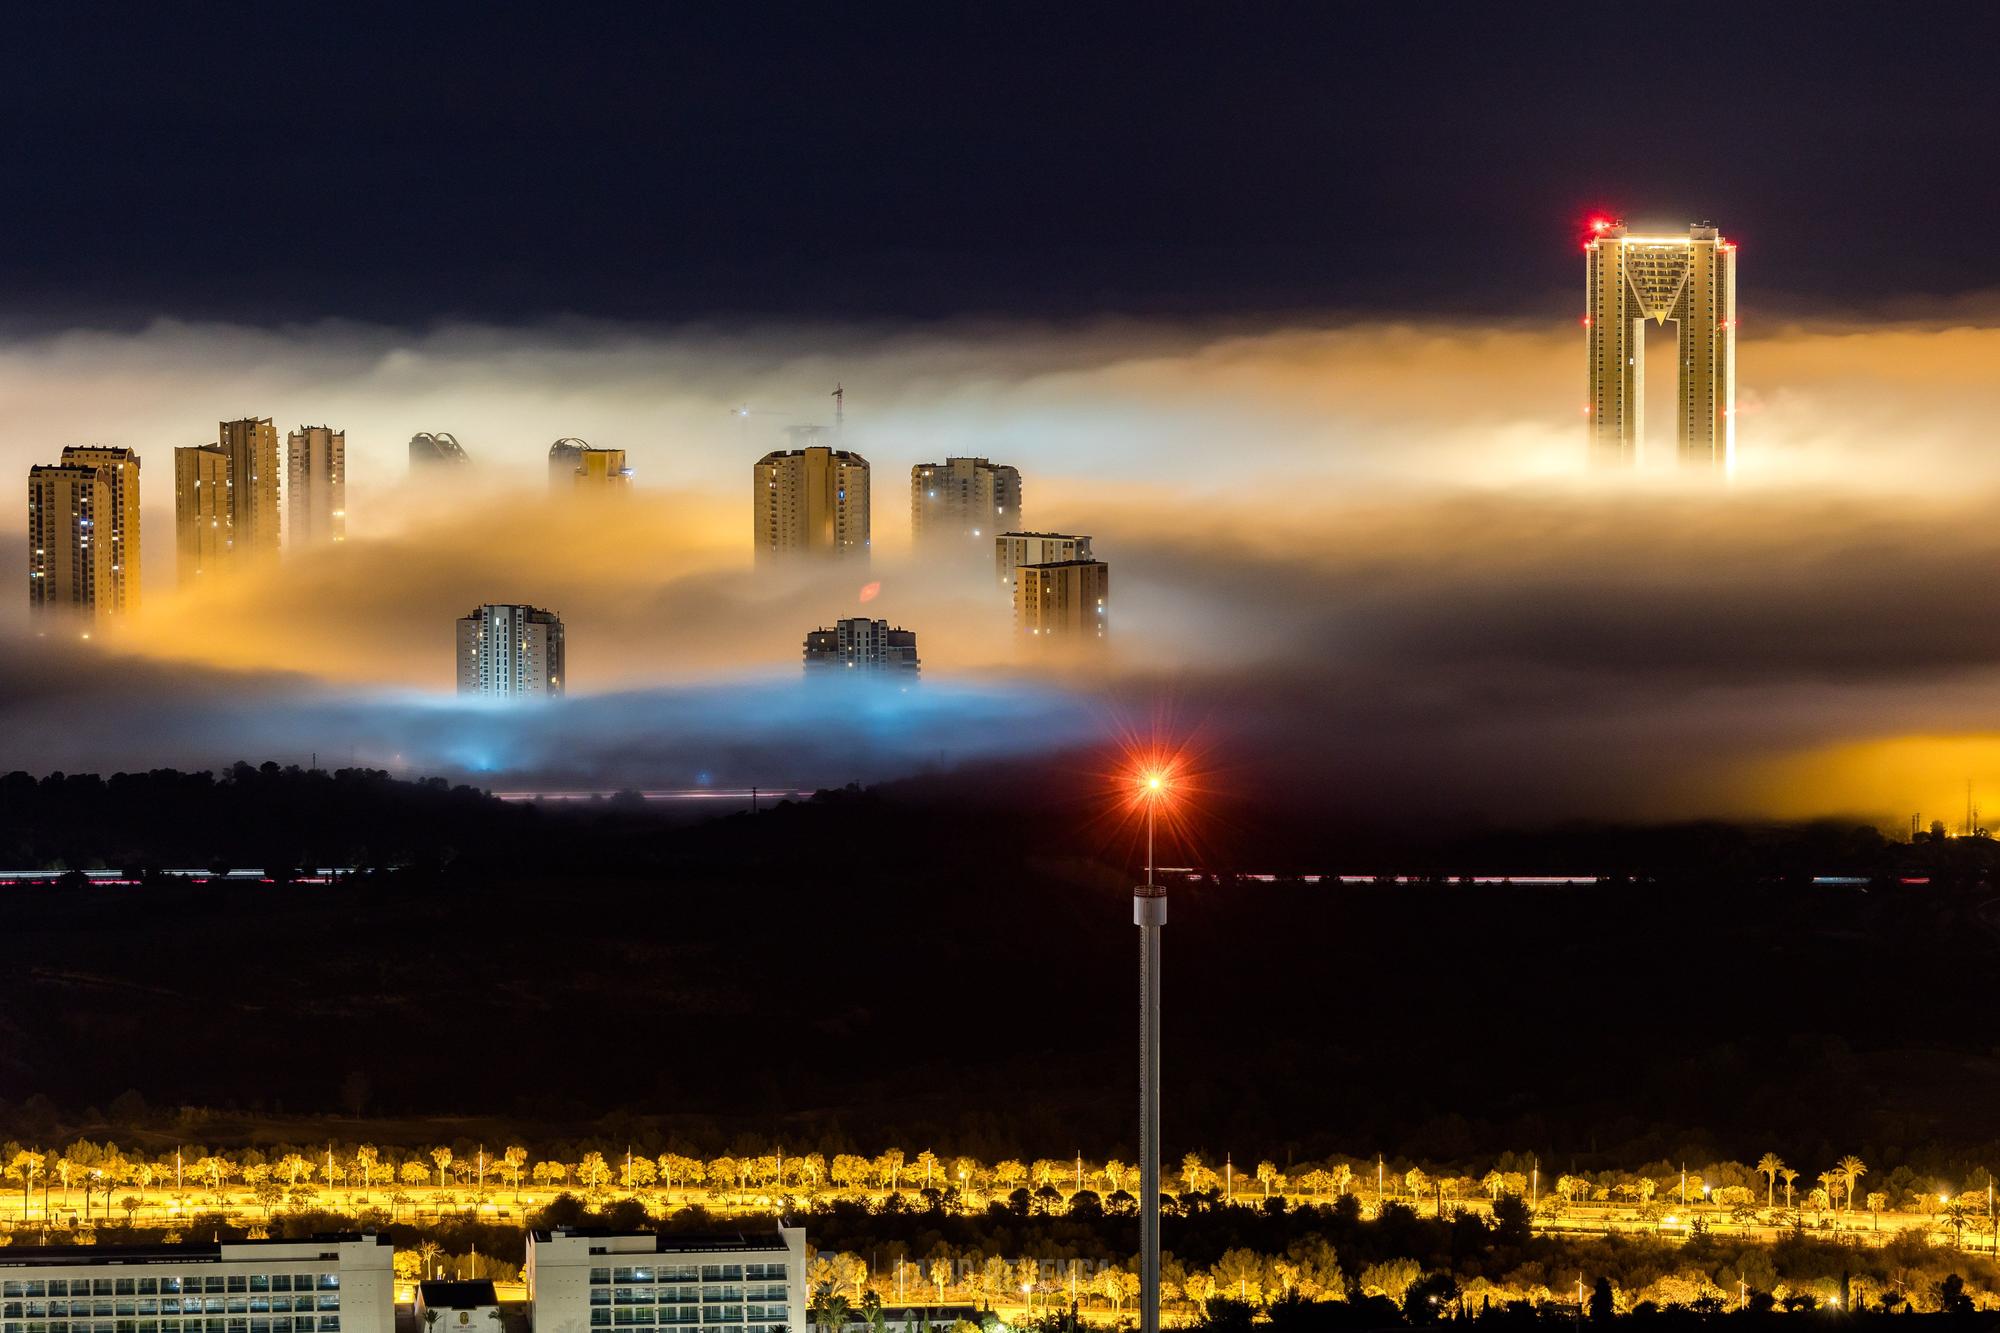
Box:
<box><xmin>1585</xmin><ymin>220</ymin><xmax>1737</xmax><ymax>469</ymax></box>
<box><xmin>286</xmin><ymin>426</ymin><xmax>347</xmax><ymax>545</ymax></box>
<box><xmin>910</xmin><ymin>457</ymin><xmax>1020</xmax><ymax>546</ymax></box>
<box><xmin>803</xmin><ymin>617</ymin><xmax>920</xmax><ymax>676</ymax></box>
<box><xmin>524</xmin><ymin>1228</ymin><xmax>805</xmax><ymax>1333</ymax></box>
<box><xmin>409</xmin><ymin>433</ymin><xmax>469</xmax><ymax>467</ymax></box>
<box><xmin>573</xmin><ymin>448</ymin><xmax>632</xmax><ymax>489</ymax></box>
<box><xmin>456</xmin><ymin>604</ymin><xmax>566</xmax><ymax>698</ymax></box>
<box><xmin>995</xmin><ymin>531</ymin><xmax>1092</xmax><ymax>590</ymax></box>
<box><xmin>54</xmin><ymin>446</ymin><xmax>141</xmax><ymax>613</ymax></box>
<box><xmin>0</xmin><ymin>1233</ymin><xmax>393</xmax><ymax>1333</ymax></box>
<box><xmin>174</xmin><ymin>446</ymin><xmax>232</xmax><ymax>584</ymax></box>
<box><xmin>1015</xmin><ymin>559</ymin><xmax>1108</xmax><ymax>641</ymax></box>
<box><xmin>219</xmin><ymin>418</ymin><xmax>281</xmax><ymax>556</ymax></box>
<box><xmin>27</xmin><ymin>463</ymin><xmax>111</xmax><ymax>619</ymax></box>
<box><xmin>753</xmin><ymin>434</ymin><xmax>870</xmax><ymax>562</ymax></box>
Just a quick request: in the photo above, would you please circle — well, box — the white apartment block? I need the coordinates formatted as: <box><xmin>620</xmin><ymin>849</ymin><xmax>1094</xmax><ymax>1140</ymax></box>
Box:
<box><xmin>994</xmin><ymin>531</ymin><xmax>1092</xmax><ymax>590</ymax></box>
<box><xmin>456</xmin><ymin>604</ymin><xmax>566</xmax><ymax>697</ymax></box>
<box><xmin>803</xmin><ymin>617</ymin><xmax>920</xmax><ymax>676</ymax></box>
<box><xmin>525</xmin><ymin>1229</ymin><xmax>805</xmax><ymax>1333</ymax></box>
<box><xmin>0</xmin><ymin>1234</ymin><xmax>392</xmax><ymax>1333</ymax></box>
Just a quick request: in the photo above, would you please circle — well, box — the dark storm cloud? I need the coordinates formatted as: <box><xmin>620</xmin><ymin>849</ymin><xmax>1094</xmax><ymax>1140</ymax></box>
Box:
<box><xmin>1</xmin><ymin>7</ymin><xmax>1994</xmax><ymax>324</ymax></box>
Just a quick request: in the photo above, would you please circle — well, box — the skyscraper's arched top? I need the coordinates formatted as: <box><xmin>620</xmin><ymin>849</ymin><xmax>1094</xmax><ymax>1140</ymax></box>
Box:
<box><xmin>409</xmin><ymin>431</ymin><xmax>469</xmax><ymax>464</ymax></box>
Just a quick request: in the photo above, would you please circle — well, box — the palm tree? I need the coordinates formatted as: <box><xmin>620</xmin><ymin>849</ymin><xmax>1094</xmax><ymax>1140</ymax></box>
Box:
<box><xmin>1816</xmin><ymin>1171</ymin><xmax>1841</xmax><ymax>1215</ymax></box>
<box><xmin>1837</xmin><ymin>1156</ymin><xmax>1867</xmax><ymax>1217</ymax></box>
<box><xmin>417</xmin><ymin>1239</ymin><xmax>443</xmax><ymax>1280</ymax></box>
<box><xmin>813</xmin><ymin>1293</ymin><xmax>850</xmax><ymax>1333</ymax></box>
<box><xmin>1180</xmin><ymin>1153</ymin><xmax>1206</xmax><ymax>1197</ymax></box>
<box><xmin>1755</xmin><ymin>1154</ymin><xmax>1784</xmax><ymax>1210</ymax></box>
<box><xmin>1942</xmin><ymin>1198</ymin><xmax>1972</xmax><ymax>1248</ymax></box>
<box><xmin>1780</xmin><ymin>1167</ymin><xmax>1798</xmax><ymax>1209</ymax></box>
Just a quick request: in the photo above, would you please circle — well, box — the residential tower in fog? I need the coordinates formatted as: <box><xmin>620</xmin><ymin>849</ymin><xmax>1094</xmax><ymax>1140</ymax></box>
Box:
<box><xmin>174</xmin><ymin>446</ymin><xmax>231</xmax><ymax>583</ymax></box>
<box><xmin>457</xmin><ymin>603</ymin><xmax>566</xmax><ymax>698</ymax></box>
<box><xmin>754</xmin><ymin>427</ymin><xmax>870</xmax><ymax>562</ymax></box>
<box><xmin>1016</xmin><ymin>558</ymin><xmax>1108</xmax><ymax>642</ymax></box>
<box><xmin>28</xmin><ymin>461</ymin><xmax>111</xmax><ymax>618</ymax></box>
<box><xmin>911</xmin><ymin>456</ymin><xmax>1020</xmax><ymax>546</ymax></box>
<box><xmin>286</xmin><ymin>425</ymin><xmax>347</xmax><ymax>545</ymax></box>
<box><xmin>995</xmin><ymin>531</ymin><xmax>1092</xmax><ymax>590</ymax></box>
<box><xmin>52</xmin><ymin>446</ymin><xmax>141</xmax><ymax>613</ymax></box>
<box><xmin>803</xmin><ymin>617</ymin><xmax>920</xmax><ymax>677</ymax></box>
<box><xmin>219</xmin><ymin>417</ymin><xmax>281</xmax><ymax>556</ymax></box>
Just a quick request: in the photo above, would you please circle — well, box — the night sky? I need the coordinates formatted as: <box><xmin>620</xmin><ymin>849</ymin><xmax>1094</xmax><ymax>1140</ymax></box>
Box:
<box><xmin>6</xmin><ymin>5</ymin><xmax>2000</xmax><ymax>827</ymax></box>
<box><xmin>5</xmin><ymin>4</ymin><xmax>1996</xmax><ymax>327</ymax></box>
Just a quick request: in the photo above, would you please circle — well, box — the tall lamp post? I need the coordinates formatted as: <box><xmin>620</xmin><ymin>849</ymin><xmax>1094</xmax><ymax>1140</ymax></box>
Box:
<box><xmin>1134</xmin><ymin>771</ymin><xmax>1169</xmax><ymax>1333</ymax></box>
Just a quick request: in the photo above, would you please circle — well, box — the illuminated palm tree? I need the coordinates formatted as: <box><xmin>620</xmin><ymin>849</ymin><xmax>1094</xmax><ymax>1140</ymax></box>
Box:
<box><xmin>1780</xmin><ymin>1168</ymin><xmax>1798</xmax><ymax>1209</ymax></box>
<box><xmin>1837</xmin><ymin>1156</ymin><xmax>1867</xmax><ymax>1217</ymax></box>
<box><xmin>1755</xmin><ymin>1154</ymin><xmax>1785</xmax><ymax>1210</ymax></box>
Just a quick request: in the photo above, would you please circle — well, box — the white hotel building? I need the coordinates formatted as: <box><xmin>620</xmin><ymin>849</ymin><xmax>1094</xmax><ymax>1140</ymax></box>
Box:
<box><xmin>0</xmin><ymin>1235</ymin><xmax>392</xmax><ymax>1333</ymax></box>
<box><xmin>525</xmin><ymin>1230</ymin><xmax>805</xmax><ymax>1333</ymax></box>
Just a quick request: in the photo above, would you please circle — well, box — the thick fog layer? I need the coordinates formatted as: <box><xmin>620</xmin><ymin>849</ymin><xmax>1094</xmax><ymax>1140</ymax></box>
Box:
<box><xmin>4</xmin><ymin>312</ymin><xmax>1999</xmax><ymax>825</ymax></box>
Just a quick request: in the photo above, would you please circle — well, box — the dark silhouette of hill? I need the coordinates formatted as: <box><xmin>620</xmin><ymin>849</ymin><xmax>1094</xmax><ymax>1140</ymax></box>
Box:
<box><xmin>2</xmin><ymin>764</ymin><xmax>1999</xmax><ymax>1178</ymax></box>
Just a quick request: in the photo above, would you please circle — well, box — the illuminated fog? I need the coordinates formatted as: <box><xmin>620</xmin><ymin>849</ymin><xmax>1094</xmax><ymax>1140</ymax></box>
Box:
<box><xmin>4</xmin><ymin>310</ymin><xmax>2000</xmax><ymax>825</ymax></box>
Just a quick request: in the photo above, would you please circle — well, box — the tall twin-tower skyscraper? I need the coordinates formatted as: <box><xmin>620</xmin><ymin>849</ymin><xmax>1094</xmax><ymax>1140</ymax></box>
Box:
<box><xmin>1584</xmin><ymin>219</ymin><xmax>1737</xmax><ymax>469</ymax></box>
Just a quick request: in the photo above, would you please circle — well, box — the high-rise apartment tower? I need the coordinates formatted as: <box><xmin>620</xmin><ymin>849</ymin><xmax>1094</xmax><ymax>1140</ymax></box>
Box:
<box><xmin>754</xmin><ymin>429</ymin><xmax>870</xmax><ymax>561</ymax></box>
<box><xmin>911</xmin><ymin>456</ymin><xmax>1021</xmax><ymax>546</ymax></box>
<box><xmin>54</xmin><ymin>446</ymin><xmax>141</xmax><ymax>612</ymax></box>
<box><xmin>27</xmin><ymin>462</ymin><xmax>111</xmax><ymax>618</ymax></box>
<box><xmin>174</xmin><ymin>446</ymin><xmax>232</xmax><ymax>584</ymax></box>
<box><xmin>456</xmin><ymin>604</ymin><xmax>566</xmax><ymax>698</ymax></box>
<box><xmin>286</xmin><ymin>425</ymin><xmax>347</xmax><ymax>545</ymax></box>
<box><xmin>218</xmin><ymin>417</ymin><xmax>281</xmax><ymax>554</ymax></box>
<box><xmin>1584</xmin><ymin>219</ymin><xmax>1737</xmax><ymax>469</ymax></box>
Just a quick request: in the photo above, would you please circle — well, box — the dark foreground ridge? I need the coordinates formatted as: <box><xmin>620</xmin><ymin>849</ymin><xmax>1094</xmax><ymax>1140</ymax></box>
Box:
<box><xmin>3</xmin><ymin>765</ymin><xmax>2000</xmax><ymax>1171</ymax></box>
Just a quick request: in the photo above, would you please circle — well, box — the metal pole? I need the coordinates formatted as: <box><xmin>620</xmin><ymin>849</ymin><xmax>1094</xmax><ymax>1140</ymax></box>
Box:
<box><xmin>1135</xmin><ymin>794</ymin><xmax>1165</xmax><ymax>1333</ymax></box>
